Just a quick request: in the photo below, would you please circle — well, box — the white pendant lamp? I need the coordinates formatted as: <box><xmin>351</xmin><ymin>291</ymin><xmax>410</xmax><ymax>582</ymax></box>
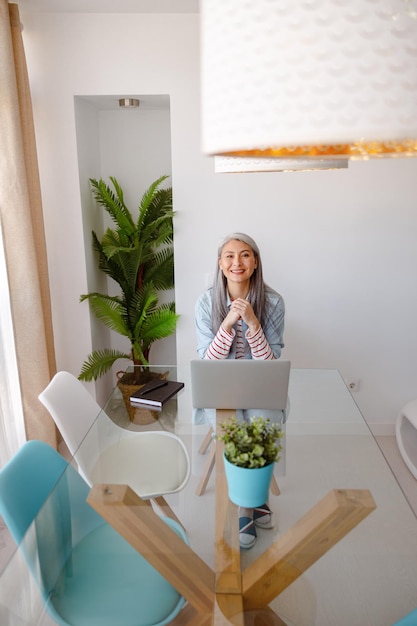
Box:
<box><xmin>201</xmin><ymin>0</ymin><xmax>417</xmax><ymax>161</ymax></box>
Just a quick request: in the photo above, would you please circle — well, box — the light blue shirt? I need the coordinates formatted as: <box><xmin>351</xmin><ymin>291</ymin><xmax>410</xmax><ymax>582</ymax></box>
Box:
<box><xmin>193</xmin><ymin>286</ymin><xmax>287</xmax><ymax>426</ymax></box>
<box><xmin>195</xmin><ymin>286</ymin><xmax>285</xmax><ymax>360</ymax></box>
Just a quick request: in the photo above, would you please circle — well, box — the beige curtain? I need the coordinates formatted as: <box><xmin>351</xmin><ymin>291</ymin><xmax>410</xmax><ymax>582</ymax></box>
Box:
<box><xmin>0</xmin><ymin>1</ymin><xmax>57</xmax><ymax>447</ymax></box>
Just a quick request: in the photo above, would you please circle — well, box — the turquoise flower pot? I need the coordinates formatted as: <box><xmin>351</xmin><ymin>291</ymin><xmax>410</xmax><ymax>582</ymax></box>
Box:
<box><xmin>223</xmin><ymin>454</ymin><xmax>275</xmax><ymax>508</ymax></box>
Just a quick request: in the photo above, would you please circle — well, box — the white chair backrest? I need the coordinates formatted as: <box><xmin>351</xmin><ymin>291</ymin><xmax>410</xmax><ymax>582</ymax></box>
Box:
<box><xmin>39</xmin><ymin>371</ymin><xmax>102</xmax><ymax>450</ymax></box>
<box><xmin>38</xmin><ymin>371</ymin><xmax>111</xmax><ymax>480</ymax></box>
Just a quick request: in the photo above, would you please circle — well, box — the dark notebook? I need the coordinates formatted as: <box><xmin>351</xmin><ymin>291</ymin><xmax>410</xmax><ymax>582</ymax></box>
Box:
<box><xmin>129</xmin><ymin>379</ymin><xmax>184</xmax><ymax>408</ymax></box>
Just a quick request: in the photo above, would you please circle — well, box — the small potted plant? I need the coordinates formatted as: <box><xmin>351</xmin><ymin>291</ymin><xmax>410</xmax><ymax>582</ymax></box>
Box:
<box><xmin>217</xmin><ymin>416</ymin><xmax>283</xmax><ymax>507</ymax></box>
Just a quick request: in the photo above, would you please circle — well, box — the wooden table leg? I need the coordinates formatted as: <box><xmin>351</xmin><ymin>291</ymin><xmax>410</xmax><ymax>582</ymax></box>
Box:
<box><xmin>241</xmin><ymin>488</ymin><xmax>376</xmax><ymax>610</ymax></box>
<box><xmin>215</xmin><ymin>409</ymin><xmax>242</xmax><ymax>595</ymax></box>
<box><xmin>214</xmin><ymin>410</ymin><xmax>288</xmax><ymax>625</ymax></box>
<box><xmin>88</xmin><ymin>423</ymin><xmax>376</xmax><ymax>625</ymax></box>
<box><xmin>214</xmin><ymin>594</ymin><xmax>244</xmax><ymax>625</ymax></box>
<box><xmin>88</xmin><ymin>483</ymin><xmax>215</xmax><ymax>615</ymax></box>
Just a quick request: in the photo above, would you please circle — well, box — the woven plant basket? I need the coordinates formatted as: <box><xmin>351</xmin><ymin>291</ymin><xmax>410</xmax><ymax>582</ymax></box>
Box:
<box><xmin>116</xmin><ymin>370</ymin><xmax>168</xmax><ymax>424</ymax></box>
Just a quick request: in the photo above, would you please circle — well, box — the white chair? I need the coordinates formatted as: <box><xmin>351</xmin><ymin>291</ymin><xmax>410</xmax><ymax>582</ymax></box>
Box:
<box><xmin>39</xmin><ymin>371</ymin><xmax>191</xmax><ymax>526</ymax></box>
<box><xmin>396</xmin><ymin>398</ymin><xmax>417</xmax><ymax>480</ymax></box>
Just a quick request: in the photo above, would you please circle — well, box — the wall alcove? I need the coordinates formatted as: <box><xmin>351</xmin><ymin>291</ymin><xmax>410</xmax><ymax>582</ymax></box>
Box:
<box><xmin>74</xmin><ymin>94</ymin><xmax>175</xmax><ymax>402</ymax></box>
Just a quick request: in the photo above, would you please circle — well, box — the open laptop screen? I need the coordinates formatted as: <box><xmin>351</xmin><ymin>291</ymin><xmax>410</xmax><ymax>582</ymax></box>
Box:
<box><xmin>190</xmin><ymin>359</ymin><xmax>290</xmax><ymax>410</ymax></box>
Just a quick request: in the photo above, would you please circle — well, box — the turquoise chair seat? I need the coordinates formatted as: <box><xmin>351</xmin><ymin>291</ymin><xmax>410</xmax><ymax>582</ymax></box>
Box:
<box><xmin>0</xmin><ymin>440</ymin><xmax>187</xmax><ymax>626</ymax></box>
<box><xmin>48</xmin><ymin>523</ymin><xmax>184</xmax><ymax>626</ymax></box>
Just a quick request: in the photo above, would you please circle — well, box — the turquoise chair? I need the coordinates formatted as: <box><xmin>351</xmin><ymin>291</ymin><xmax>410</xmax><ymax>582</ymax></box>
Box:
<box><xmin>0</xmin><ymin>440</ymin><xmax>187</xmax><ymax>625</ymax></box>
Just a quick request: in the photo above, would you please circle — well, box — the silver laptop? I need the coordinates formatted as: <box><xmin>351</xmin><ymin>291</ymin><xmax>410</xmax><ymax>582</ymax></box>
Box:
<box><xmin>190</xmin><ymin>359</ymin><xmax>290</xmax><ymax>410</ymax></box>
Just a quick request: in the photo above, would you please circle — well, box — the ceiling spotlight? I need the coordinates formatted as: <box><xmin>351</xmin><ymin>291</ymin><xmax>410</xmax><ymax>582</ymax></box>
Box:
<box><xmin>118</xmin><ymin>98</ymin><xmax>140</xmax><ymax>108</ymax></box>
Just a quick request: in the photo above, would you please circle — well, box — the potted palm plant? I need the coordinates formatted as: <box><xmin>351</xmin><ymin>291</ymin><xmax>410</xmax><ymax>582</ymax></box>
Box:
<box><xmin>217</xmin><ymin>416</ymin><xmax>283</xmax><ymax>507</ymax></box>
<box><xmin>78</xmin><ymin>174</ymin><xmax>179</xmax><ymax>419</ymax></box>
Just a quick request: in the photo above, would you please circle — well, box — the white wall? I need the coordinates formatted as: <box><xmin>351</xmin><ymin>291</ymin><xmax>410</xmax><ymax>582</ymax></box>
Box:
<box><xmin>20</xmin><ymin>10</ymin><xmax>417</xmax><ymax>432</ymax></box>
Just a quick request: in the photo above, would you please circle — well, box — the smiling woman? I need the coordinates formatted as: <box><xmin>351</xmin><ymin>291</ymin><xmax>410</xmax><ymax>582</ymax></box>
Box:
<box><xmin>195</xmin><ymin>232</ymin><xmax>285</xmax><ymax>362</ymax></box>
<box><xmin>194</xmin><ymin>232</ymin><xmax>286</xmax><ymax>549</ymax></box>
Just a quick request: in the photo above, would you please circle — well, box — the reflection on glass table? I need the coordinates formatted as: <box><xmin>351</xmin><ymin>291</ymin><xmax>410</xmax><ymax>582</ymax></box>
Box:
<box><xmin>104</xmin><ymin>365</ymin><xmax>182</xmax><ymax>433</ymax></box>
<box><xmin>1</xmin><ymin>368</ymin><xmax>417</xmax><ymax>626</ymax></box>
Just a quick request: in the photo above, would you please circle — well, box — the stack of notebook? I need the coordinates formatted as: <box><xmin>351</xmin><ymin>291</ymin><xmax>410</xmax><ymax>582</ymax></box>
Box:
<box><xmin>129</xmin><ymin>378</ymin><xmax>184</xmax><ymax>408</ymax></box>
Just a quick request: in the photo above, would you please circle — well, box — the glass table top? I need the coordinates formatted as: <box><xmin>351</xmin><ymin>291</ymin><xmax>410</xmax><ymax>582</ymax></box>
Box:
<box><xmin>1</xmin><ymin>367</ymin><xmax>417</xmax><ymax>626</ymax></box>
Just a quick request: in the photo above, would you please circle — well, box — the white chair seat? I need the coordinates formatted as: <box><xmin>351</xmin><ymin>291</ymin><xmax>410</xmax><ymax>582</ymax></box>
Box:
<box><xmin>90</xmin><ymin>431</ymin><xmax>189</xmax><ymax>498</ymax></box>
<box><xmin>395</xmin><ymin>398</ymin><xmax>417</xmax><ymax>480</ymax></box>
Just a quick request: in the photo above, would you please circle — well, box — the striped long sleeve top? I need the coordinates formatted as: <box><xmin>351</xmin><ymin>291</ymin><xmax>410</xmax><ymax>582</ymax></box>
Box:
<box><xmin>195</xmin><ymin>286</ymin><xmax>285</xmax><ymax>361</ymax></box>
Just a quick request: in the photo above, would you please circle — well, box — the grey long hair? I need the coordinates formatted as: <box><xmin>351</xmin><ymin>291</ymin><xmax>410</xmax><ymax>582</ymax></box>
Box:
<box><xmin>211</xmin><ymin>232</ymin><xmax>267</xmax><ymax>335</ymax></box>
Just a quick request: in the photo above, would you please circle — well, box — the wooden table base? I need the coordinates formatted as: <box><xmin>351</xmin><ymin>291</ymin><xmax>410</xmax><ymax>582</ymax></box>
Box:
<box><xmin>88</xmin><ymin>409</ymin><xmax>376</xmax><ymax>625</ymax></box>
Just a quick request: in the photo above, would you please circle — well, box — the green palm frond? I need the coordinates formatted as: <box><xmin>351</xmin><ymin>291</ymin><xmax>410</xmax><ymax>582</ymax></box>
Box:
<box><xmin>143</xmin><ymin>247</ymin><xmax>174</xmax><ymax>290</ymax></box>
<box><xmin>131</xmin><ymin>307</ymin><xmax>179</xmax><ymax>362</ymax></box>
<box><xmin>138</xmin><ymin>193</ymin><xmax>173</xmax><ymax>248</ymax></box>
<box><xmin>136</xmin><ymin>175</ymin><xmax>170</xmax><ymax>228</ymax></box>
<box><xmin>101</xmin><ymin>228</ymin><xmax>135</xmax><ymax>258</ymax></box>
<box><xmin>128</xmin><ymin>283</ymin><xmax>159</xmax><ymax>331</ymax></box>
<box><xmin>92</xmin><ymin>232</ymin><xmax>142</xmax><ymax>297</ymax></box>
<box><xmin>143</xmin><ymin>186</ymin><xmax>173</xmax><ymax>228</ymax></box>
<box><xmin>79</xmin><ymin>349</ymin><xmax>131</xmax><ymax>381</ymax></box>
<box><xmin>81</xmin><ymin>293</ymin><xmax>131</xmax><ymax>338</ymax></box>
<box><xmin>90</xmin><ymin>177</ymin><xmax>135</xmax><ymax>233</ymax></box>
<box><xmin>92</xmin><ymin>232</ymin><xmax>127</xmax><ymax>287</ymax></box>
<box><xmin>139</xmin><ymin>305</ymin><xmax>179</xmax><ymax>343</ymax></box>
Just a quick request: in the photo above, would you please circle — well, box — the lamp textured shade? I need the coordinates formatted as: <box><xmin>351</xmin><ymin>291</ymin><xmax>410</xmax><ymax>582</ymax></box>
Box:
<box><xmin>201</xmin><ymin>0</ymin><xmax>417</xmax><ymax>159</ymax></box>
